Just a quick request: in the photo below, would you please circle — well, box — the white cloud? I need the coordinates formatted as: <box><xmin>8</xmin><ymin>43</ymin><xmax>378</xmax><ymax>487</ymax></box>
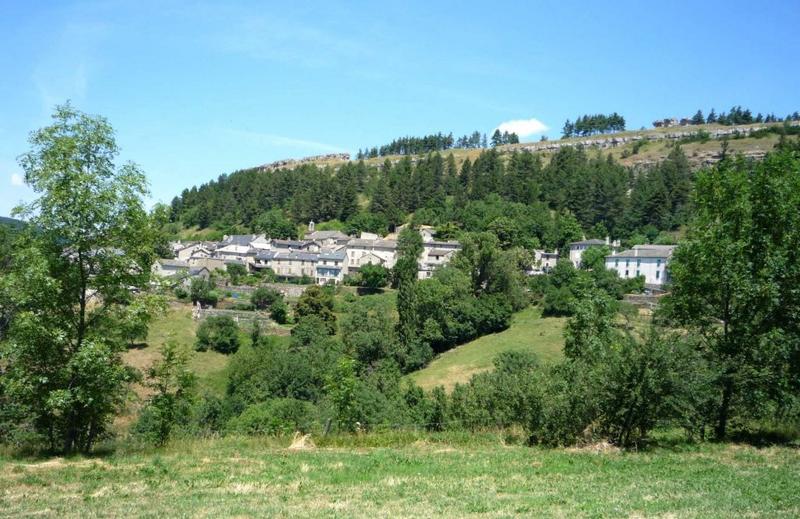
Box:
<box><xmin>495</xmin><ymin>118</ymin><xmax>549</xmax><ymax>137</ymax></box>
<box><xmin>10</xmin><ymin>173</ymin><xmax>24</xmax><ymax>187</ymax></box>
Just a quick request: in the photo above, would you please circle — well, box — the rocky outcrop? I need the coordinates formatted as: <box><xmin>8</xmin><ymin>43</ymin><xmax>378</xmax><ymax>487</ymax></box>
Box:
<box><xmin>511</xmin><ymin>124</ymin><xmax>793</xmax><ymax>155</ymax></box>
<box><xmin>256</xmin><ymin>153</ymin><xmax>350</xmax><ymax>172</ymax></box>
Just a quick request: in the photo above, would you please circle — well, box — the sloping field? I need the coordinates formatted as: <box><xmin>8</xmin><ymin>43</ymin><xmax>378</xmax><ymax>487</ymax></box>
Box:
<box><xmin>409</xmin><ymin>307</ymin><xmax>566</xmax><ymax>391</ymax></box>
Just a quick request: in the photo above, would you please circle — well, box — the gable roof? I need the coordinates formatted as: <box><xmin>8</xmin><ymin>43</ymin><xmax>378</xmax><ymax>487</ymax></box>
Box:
<box><xmin>607</xmin><ymin>245</ymin><xmax>676</xmax><ymax>259</ymax></box>
<box><xmin>319</xmin><ymin>249</ymin><xmax>347</xmax><ymax>260</ymax></box>
<box><xmin>307</xmin><ymin>230</ymin><xmax>349</xmax><ymax>241</ymax></box>
<box><xmin>569</xmin><ymin>239</ymin><xmax>607</xmax><ymax>247</ymax></box>
<box><xmin>222</xmin><ymin>234</ymin><xmax>257</xmax><ymax>247</ymax></box>
<box><xmin>347</xmin><ymin>238</ymin><xmax>398</xmax><ymax>250</ymax></box>
<box><xmin>428</xmin><ymin>248</ymin><xmax>455</xmax><ymax>257</ymax></box>
<box><xmin>158</xmin><ymin>259</ymin><xmax>190</xmax><ymax>269</ymax></box>
<box><xmin>274</xmin><ymin>251</ymin><xmax>319</xmax><ymax>262</ymax></box>
<box><xmin>271</xmin><ymin>239</ymin><xmax>312</xmax><ymax>249</ymax></box>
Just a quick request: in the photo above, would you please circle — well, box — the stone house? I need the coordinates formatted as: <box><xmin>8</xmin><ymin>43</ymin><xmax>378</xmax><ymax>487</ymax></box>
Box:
<box><xmin>316</xmin><ymin>249</ymin><xmax>347</xmax><ymax>284</ymax></box>
<box><xmin>605</xmin><ymin>244</ymin><xmax>676</xmax><ymax>288</ymax></box>
<box><xmin>568</xmin><ymin>237</ymin><xmax>619</xmax><ymax>268</ymax></box>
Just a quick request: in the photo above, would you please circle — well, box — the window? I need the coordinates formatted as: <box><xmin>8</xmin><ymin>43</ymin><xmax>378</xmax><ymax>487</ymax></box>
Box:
<box><xmin>656</xmin><ymin>270</ymin><xmax>660</xmax><ymax>280</ymax></box>
<box><xmin>656</xmin><ymin>259</ymin><xmax>661</xmax><ymax>267</ymax></box>
<box><xmin>615</xmin><ymin>259</ymin><xmax>619</xmax><ymax>267</ymax></box>
<box><xmin>625</xmin><ymin>270</ymin><xmax>629</xmax><ymax>277</ymax></box>
<box><xmin>636</xmin><ymin>270</ymin><xmax>640</xmax><ymax>277</ymax></box>
<box><xmin>637</xmin><ymin>259</ymin><xmax>641</xmax><ymax>267</ymax></box>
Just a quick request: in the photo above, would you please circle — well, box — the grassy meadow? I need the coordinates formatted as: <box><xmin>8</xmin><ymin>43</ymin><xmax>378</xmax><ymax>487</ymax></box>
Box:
<box><xmin>410</xmin><ymin>307</ymin><xmax>566</xmax><ymax>391</ymax></box>
<box><xmin>2</xmin><ymin>433</ymin><xmax>799</xmax><ymax>518</ymax></box>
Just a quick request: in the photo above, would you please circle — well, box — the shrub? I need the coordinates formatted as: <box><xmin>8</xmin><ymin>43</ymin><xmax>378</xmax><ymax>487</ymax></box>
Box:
<box><xmin>269</xmin><ymin>300</ymin><xmax>289</xmax><ymax>324</ymax></box>
<box><xmin>195</xmin><ymin>316</ymin><xmax>240</xmax><ymax>354</ymax></box>
<box><xmin>190</xmin><ymin>277</ymin><xmax>218</xmax><ymax>307</ymax></box>
<box><xmin>359</xmin><ymin>263</ymin><xmax>390</xmax><ymax>290</ymax></box>
<box><xmin>133</xmin><ymin>342</ymin><xmax>197</xmax><ymax>446</ymax></box>
<box><xmin>174</xmin><ymin>285</ymin><xmax>189</xmax><ymax>300</ymax></box>
<box><xmin>295</xmin><ymin>285</ymin><xmax>337</xmax><ymax>334</ymax></box>
<box><xmin>227</xmin><ymin>398</ymin><xmax>317</xmax><ymax>435</ymax></box>
<box><xmin>251</xmin><ymin>287</ymin><xmax>281</xmax><ymax>310</ymax></box>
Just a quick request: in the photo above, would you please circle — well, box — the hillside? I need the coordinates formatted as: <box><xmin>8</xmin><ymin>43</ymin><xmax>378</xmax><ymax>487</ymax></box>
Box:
<box><xmin>0</xmin><ymin>216</ymin><xmax>24</xmax><ymax>228</ymax></box>
<box><xmin>254</xmin><ymin>121</ymin><xmax>795</xmax><ymax>172</ymax></box>
<box><xmin>409</xmin><ymin>307</ymin><xmax>566</xmax><ymax>391</ymax></box>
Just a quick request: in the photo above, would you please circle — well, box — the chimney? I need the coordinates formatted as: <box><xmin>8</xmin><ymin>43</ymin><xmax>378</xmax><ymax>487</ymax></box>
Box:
<box><xmin>605</xmin><ymin>236</ymin><xmax>610</xmax><ymax>246</ymax></box>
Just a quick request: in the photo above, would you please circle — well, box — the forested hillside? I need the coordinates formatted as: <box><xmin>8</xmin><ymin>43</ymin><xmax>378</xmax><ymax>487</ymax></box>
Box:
<box><xmin>170</xmin><ymin>144</ymin><xmax>694</xmax><ymax>248</ymax></box>
<box><xmin>169</xmin><ymin>119</ymin><xmax>800</xmax><ymax>246</ymax></box>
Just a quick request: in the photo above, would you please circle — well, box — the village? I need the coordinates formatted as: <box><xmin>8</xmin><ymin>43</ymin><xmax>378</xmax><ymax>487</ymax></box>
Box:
<box><xmin>154</xmin><ymin>222</ymin><xmax>675</xmax><ymax>294</ymax></box>
<box><xmin>153</xmin><ymin>222</ymin><xmax>463</xmax><ymax>287</ymax></box>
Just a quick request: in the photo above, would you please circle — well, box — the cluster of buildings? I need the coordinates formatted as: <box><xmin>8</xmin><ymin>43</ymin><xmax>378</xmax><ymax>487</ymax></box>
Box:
<box><xmin>530</xmin><ymin>237</ymin><xmax>676</xmax><ymax>290</ymax></box>
<box><xmin>153</xmin><ymin>223</ymin><xmax>462</xmax><ymax>285</ymax></box>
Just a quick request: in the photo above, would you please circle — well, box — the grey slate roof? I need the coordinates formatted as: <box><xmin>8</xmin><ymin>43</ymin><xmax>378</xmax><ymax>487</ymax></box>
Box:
<box><xmin>222</xmin><ymin>234</ymin><xmax>257</xmax><ymax>246</ymax></box>
<box><xmin>607</xmin><ymin>245</ymin><xmax>676</xmax><ymax>259</ymax></box>
<box><xmin>276</xmin><ymin>251</ymin><xmax>319</xmax><ymax>262</ymax></box>
<box><xmin>319</xmin><ymin>249</ymin><xmax>347</xmax><ymax>260</ymax></box>
<box><xmin>271</xmin><ymin>239</ymin><xmax>311</xmax><ymax>249</ymax></box>
<box><xmin>427</xmin><ymin>240</ymin><xmax>461</xmax><ymax>248</ymax></box>
<box><xmin>307</xmin><ymin>230</ymin><xmax>349</xmax><ymax>240</ymax></box>
<box><xmin>347</xmin><ymin>239</ymin><xmax>398</xmax><ymax>249</ymax></box>
<box><xmin>159</xmin><ymin>259</ymin><xmax>190</xmax><ymax>269</ymax></box>
<box><xmin>569</xmin><ymin>239</ymin><xmax>607</xmax><ymax>247</ymax></box>
<box><xmin>428</xmin><ymin>248</ymin><xmax>453</xmax><ymax>257</ymax></box>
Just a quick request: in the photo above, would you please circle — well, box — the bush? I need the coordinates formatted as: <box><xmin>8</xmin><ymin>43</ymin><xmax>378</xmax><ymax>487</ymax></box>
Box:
<box><xmin>448</xmin><ymin>351</ymin><xmax>542</xmax><ymax>430</ymax></box>
<box><xmin>227</xmin><ymin>398</ymin><xmax>317</xmax><ymax>435</ymax></box>
<box><xmin>295</xmin><ymin>285</ymin><xmax>337</xmax><ymax>334</ymax></box>
<box><xmin>195</xmin><ymin>316</ymin><xmax>240</xmax><ymax>354</ymax></box>
<box><xmin>190</xmin><ymin>277</ymin><xmax>218</xmax><ymax>307</ymax></box>
<box><xmin>269</xmin><ymin>300</ymin><xmax>289</xmax><ymax>324</ymax></box>
<box><xmin>174</xmin><ymin>285</ymin><xmax>189</xmax><ymax>300</ymax></box>
<box><xmin>251</xmin><ymin>287</ymin><xmax>281</xmax><ymax>310</ymax></box>
<box><xmin>358</xmin><ymin>263</ymin><xmax>389</xmax><ymax>290</ymax></box>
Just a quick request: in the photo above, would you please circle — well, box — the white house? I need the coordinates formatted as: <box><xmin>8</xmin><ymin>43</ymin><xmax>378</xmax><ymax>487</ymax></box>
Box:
<box><xmin>530</xmin><ymin>249</ymin><xmax>559</xmax><ymax>274</ymax></box>
<box><xmin>418</xmin><ymin>247</ymin><xmax>456</xmax><ymax>279</ymax></box>
<box><xmin>605</xmin><ymin>244</ymin><xmax>676</xmax><ymax>288</ymax></box>
<box><xmin>316</xmin><ymin>249</ymin><xmax>347</xmax><ymax>284</ymax></box>
<box><xmin>152</xmin><ymin>258</ymin><xmax>190</xmax><ymax>277</ymax></box>
<box><xmin>306</xmin><ymin>230</ymin><xmax>350</xmax><ymax>247</ymax></box>
<box><xmin>568</xmin><ymin>237</ymin><xmax>619</xmax><ymax>267</ymax></box>
<box><xmin>346</xmin><ymin>238</ymin><xmax>399</xmax><ymax>270</ymax></box>
<box><xmin>176</xmin><ymin>243</ymin><xmax>212</xmax><ymax>261</ymax></box>
<box><xmin>270</xmin><ymin>251</ymin><xmax>319</xmax><ymax>279</ymax></box>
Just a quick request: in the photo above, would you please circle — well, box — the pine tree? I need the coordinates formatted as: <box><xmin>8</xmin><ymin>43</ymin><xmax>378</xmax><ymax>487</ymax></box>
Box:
<box><xmin>491</xmin><ymin>129</ymin><xmax>503</xmax><ymax>147</ymax></box>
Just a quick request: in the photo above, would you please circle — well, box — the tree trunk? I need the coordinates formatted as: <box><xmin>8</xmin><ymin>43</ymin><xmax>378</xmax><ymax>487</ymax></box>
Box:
<box><xmin>715</xmin><ymin>376</ymin><xmax>734</xmax><ymax>440</ymax></box>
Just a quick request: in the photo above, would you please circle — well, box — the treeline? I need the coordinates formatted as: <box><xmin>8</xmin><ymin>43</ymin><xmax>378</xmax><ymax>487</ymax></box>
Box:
<box><xmin>357</xmin><ymin>132</ymin><xmax>457</xmax><ymax>159</ymax></box>
<box><xmin>490</xmin><ymin>129</ymin><xmax>520</xmax><ymax>146</ymax></box>
<box><xmin>561</xmin><ymin>113</ymin><xmax>625</xmax><ymax>138</ymax></box>
<box><xmin>171</xmin><ymin>144</ymin><xmax>694</xmax><ymax>248</ymax></box>
<box><xmin>355</xmin><ymin>128</ymin><xmax>522</xmax><ymax>159</ymax></box>
<box><xmin>697</xmin><ymin>106</ymin><xmax>800</xmax><ymax>126</ymax></box>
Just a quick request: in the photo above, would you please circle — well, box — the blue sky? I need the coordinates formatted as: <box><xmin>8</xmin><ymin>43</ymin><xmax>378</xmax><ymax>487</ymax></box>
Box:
<box><xmin>2</xmin><ymin>0</ymin><xmax>799</xmax><ymax>215</ymax></box>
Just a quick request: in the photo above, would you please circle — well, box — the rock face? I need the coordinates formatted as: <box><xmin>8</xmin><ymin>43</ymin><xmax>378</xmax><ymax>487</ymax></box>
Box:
<box><xmin>512</xmin><ymin>124</ymin><xmax>791</xmax><ymax>156</ymax></box>
<box><xmin>256</xmin><ymin>153</ymin><xmax>350</xmax><ymax>171</ymax></box>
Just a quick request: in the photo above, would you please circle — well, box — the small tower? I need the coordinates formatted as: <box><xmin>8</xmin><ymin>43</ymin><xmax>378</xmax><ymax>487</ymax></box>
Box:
<box><xmin>308</xmin><ymin>220</ymin><xmax>315</xmax><ymax>233</ymax></box>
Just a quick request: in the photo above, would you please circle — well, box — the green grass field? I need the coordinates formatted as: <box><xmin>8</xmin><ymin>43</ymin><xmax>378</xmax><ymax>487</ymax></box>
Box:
<box><xmin>123</xmin><ymin>305</ymin><xmax>231</xmax><ymax>397</ymax></box>
<box><xmin>2</xmin><ymin>433</ymin><xmax>798</xmax><ymax>518</ymax></box>
<box><xmin>409</xmin><ymin>307</ymin><xmax>566</xmax><ymax>391</ymax></box>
